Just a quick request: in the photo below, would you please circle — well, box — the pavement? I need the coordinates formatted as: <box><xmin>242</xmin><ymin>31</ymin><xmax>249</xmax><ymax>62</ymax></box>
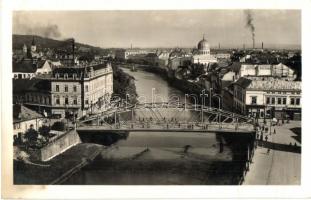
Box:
<box><xmin>243</xmin><ymin>120</ymin><xmax>301</xmax><ymax>185</ymax></box>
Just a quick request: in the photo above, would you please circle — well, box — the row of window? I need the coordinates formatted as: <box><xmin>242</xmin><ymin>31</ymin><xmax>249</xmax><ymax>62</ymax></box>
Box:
<box><xmin>266</xmin><ymin>97</ymin><xmax>300</xmax><ymax>105</ymax></box>
<box><xmin>55</xmin><ymin>84</ymin><xmax>111</xmax><ymax>93</ymax></box>
<box><xmin>55</xmin><ymin>84</ymin><xmax>79</xmax><ymax>92</ymax></box>
<box><xmin>55</xmin><ymin>97</ymin><xmax>78</xmax><ymax>105</ymax></box>
<box><xmin>266</xmin><ymin>91</ymin><xmax>301</xmax><ymax>95</ymax></box>
<box><xmin>26</xmin><ymin>95</ymin><xmax>50</xmax><ymax>105</ymax></box>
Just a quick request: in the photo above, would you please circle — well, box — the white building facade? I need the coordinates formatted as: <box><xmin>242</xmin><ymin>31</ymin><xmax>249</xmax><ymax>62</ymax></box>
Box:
<box><xmin>233</xmin><ymin>77</ymin><xmax>301</xmax><ymax>120</ymax></box>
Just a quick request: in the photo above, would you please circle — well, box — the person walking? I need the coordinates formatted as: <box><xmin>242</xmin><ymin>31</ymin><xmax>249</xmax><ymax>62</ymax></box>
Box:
<box><xmin>265</xmin><ymin>135</ymin><xmax>268</xmax><ymax>142</ymax></box>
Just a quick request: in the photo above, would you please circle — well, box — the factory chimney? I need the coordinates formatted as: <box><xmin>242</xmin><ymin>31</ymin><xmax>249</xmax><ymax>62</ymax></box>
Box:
<box><xmin>262</xmin><ymin>42</ymin><xmax>264</xmax><ymax>49</ymax></box>
<box><xmin>253</xmin><ymin>38</ymin><xmax>255</xmax><ymax>49</ymax></box>
<box><xmin>218</xmin><ymin>43</ymin><xmax>220</xmax><ymax>49</ymax></box>
<box><xmin>243</xmin><ymin>44</ymin><xmax>245</xmax><ymax>50</ymax></box>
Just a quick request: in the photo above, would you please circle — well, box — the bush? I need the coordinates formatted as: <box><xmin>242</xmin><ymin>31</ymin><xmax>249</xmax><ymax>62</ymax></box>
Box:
<box><xmin>51</xmin><ymin>121</ymin><xmax>66</xmax><ymax>131</ymax></box>
<box><xmin>24</xmin><ymin>127</ymin><xmax>38</xmax><ymax>142</ymax></box>
<box><xmin>38</xmin><ymin>125</ymin><xmax>50</xmax><ymax>138</ymax></box>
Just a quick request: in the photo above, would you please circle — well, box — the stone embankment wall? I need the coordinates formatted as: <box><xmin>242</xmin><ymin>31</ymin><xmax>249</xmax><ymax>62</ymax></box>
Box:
<box><xmin>40</xmin><ymin>130</ymin><xmax>81</xmax><ymax>161</ymax></box>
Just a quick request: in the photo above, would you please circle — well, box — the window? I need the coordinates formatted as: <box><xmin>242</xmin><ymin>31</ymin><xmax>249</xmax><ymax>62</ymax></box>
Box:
<box><xmin>251</xmin><ymin>96</ymin><xmax>257</xmax><ymax>105</ymax></box>
<box><xmin>73</xmin><ymin>98</ymin><xmax>77</xmax><ymax>105</ymax></box>
<box><xmin>85</xmin><ymin>85</ymin><xmax>89</xmax><ymax>92</ymax></box>
<box><xmin>56</xmin><ymin>85</ymin><xmax>59</xmax><ymax>92</ymax></box>
<box><xmin>271</xmin><ymin>97</ymin><xmax>275</xmax><ymax>104</ymax></box>
<box><xmin>65</xmin><ymin>85</ymin><xmax>68</xmax><ymax>92</ymax></box>
<box><xmin>277</xmin><ymin>98</ymin><xmax>282</xmax><ymax>105</ymax></box>
<box><xmin>65</xmin><ymin>97</ymin><xmax>69</xmax><ymax>105</ymax></box>
<box><xmin>296</xmin><ymin>98</ymin><xmax>300</xmax><ymax>105</ymax></box>
<box><xmin>283</xmin><ymin>98</ymin><xmax>287</xmax><ymax>105</ymax></box>
<box><xmin>266</xmin><ymin>97</ymin><xmax>270</xmax><ymax>104</ymax></box>
<box><xmin>56</xmin><ymin>97</ymin><xmax>60</xmax><ymax>105</ymax></box>
<box><xmin>85</xmin><ymin>100</ymin><xmax>89</xmax><ymax>105</ymax></box>
<box><xmin>290</xmin><ymin>98</ymin><xmax>295</xmax><ymax>105</ymax></box>
<box><xmin>73</xmin><ymin>85</ymin><xmax>77</xmax><ymax>92</ymax></box>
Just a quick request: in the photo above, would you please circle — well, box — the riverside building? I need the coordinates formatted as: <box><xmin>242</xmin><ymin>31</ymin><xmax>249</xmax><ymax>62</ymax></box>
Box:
<box><xmin>13</xmin><ymin>62</ymin><xmax>113</xmax><ymax>119</ymax></box>
<box><xmin>233</xmin><ymin>77</ymin><xmax>301</xmax><ymax>120</ymax></box>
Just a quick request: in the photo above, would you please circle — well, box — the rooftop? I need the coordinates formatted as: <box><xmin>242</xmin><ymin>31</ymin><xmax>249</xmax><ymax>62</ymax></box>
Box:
<box><xmin>13</xmin><ymin>59</ymin><xmax>49</xmax><ymax>73</ymax></box>
<box><xmin>235</xmin><ymin>77</ymin><xmax>301</xmax><ymax>91</ymax></box>
<box><xmin>13</xmin><ymin>104</ymin><xmax>44</xmax><ymax>122</ymax></box>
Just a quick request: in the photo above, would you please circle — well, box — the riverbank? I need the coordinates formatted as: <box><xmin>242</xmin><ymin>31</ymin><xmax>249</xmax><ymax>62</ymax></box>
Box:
<box><xmin>112</xmin><ymin>64</ymin><xmax>138</xmax><ymax>104</ymax></box>
<box><xmin>119</xmin><ymin>63</ymin><xmax>205</xmax><ymax>101</ymax></box>
<box><xmin>14</xmin><ymin>142</ymin><xmax>104</xmax><ymax>184</ymax></box>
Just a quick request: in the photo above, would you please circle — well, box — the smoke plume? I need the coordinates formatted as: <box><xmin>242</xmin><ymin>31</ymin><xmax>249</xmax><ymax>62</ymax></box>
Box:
<box><xmin>244</xmin><ymin>10</ymin><xmax>255</xmax><ymax>48</ymax></box>
<box><xmin>13</xmin><ymin>14</ymin><xmax>61</xmax><ymax>38</ymax></box>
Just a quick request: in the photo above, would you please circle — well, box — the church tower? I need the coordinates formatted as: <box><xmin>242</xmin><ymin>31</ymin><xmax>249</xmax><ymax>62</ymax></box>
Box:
<box><xmin>31</xmin><ymin>36</ymin><xmax>36</xmax><ymax>52</ymax></box>
<box><xmin>22</xmin><ymin>44</ymin><xmax>27</xmax><ymax>54</ymax></box>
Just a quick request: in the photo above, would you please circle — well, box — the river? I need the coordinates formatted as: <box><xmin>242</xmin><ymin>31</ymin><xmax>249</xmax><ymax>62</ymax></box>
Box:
<box><xmin>63</xmin><ymin>67</ymin><xmax>251</xmax><ymax>185</ymax></box>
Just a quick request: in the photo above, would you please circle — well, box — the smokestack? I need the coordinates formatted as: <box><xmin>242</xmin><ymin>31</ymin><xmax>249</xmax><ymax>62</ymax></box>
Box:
<box><xmin>243</xmin><ymin>44</ymin><xmax>245</xmax><ymax>50</ymax></box>
<box><xmin>262</xmin><ymin>42</ymin><xmax>264</xmax><ymax>49</ymax></box>
<box><xmin>218</xmin><ymin>43</ymin><xmax>220</xmax><ymax>49</ymax></box>
<box><xmin>131</xmin><ymin>44</ymin><xmax>132</xmax><ymax>49</ymax></box>
<box><xmin>244</xmin><ymin>10</ymin><xmax>256</xmax><ymax>50</ymax></box>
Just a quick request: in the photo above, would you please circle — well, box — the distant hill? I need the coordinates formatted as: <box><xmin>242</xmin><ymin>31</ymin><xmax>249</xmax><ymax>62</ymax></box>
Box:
<box><xmin>13</xmin><ymin>34</ymin><xmax>110</xmax><ymax>55</ymax></box>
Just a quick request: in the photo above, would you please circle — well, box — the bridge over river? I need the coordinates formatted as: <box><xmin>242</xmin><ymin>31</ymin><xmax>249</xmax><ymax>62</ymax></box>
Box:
<box><xmin>77</xmin><ymin>102</ymin><xmax>255</xmax><ymax>134</ymax></box>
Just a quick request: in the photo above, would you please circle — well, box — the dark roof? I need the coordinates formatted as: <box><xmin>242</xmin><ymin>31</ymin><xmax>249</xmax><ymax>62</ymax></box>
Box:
<box><xmin>145</xmin><ymin>53</ymin><xmax>158</xmax><ymax>58</ymax></box>
<box><xmin>53</xmin><ymin>67</ymin><xmax>84</xmax><ymax>74</ymax></box>
<box><xmin>13</xmin><ymin>104</ymin><xmax>43</xmax><ymax>122</ymax></box>
<box><xmin>13</xmin><ymin>59</ymin><xmax>49</xmax><ymax>73</ymax></box>
<box><xmin>234</xmin><ymin>77</ymin><xmax>252</xmax><ymax>88</ymax></box>
<box><xmin>13</xmin><ymin>60</ymin><xmax>36</xmax><ymax>73</ymax></box>
<box><xmin>229</xmin><ymin>62</ymin><xmax>242</xmax><ymax>73</ymax></box>
<box><xmin>13</xmin><ymin>79</ymin><xmax>51</xmax><ymax>94</ymax></box>
<box><xmin>53</xmin><ymin>63</ymin><xmax>108</xmax><ymax>75</ymax></box>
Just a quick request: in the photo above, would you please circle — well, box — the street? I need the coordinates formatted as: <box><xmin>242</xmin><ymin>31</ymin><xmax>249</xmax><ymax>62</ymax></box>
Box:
<box><xmin>243</xmin><ymin>120</ymin><xmax>301</xmax><ymax>185</ymax></box>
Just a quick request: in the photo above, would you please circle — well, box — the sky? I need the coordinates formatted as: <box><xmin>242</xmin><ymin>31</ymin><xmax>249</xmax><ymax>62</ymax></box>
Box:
<box><xmin>13</xmin><ymin>10</ymin><xmax>301</xmax><ymax>49</ymax></box>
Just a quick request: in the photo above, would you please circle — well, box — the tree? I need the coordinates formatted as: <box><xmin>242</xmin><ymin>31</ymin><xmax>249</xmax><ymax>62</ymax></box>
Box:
<box><xmin>24</xmin><ymin>125</ymin><xmax>38</xmax><ymax>143</ymax></box>
<box><xmin>51</xmin><ymin>121</ymin><xmax>66</xmax><ymax>131</ymax></box>
<box><xmin>38</xmin><ymin>125</ymin><xmax>50</xmax><ymax>138</ymax></box>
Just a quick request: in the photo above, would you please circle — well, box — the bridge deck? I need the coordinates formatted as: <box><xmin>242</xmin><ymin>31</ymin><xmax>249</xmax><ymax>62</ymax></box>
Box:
<box><xmin>77</xmin><ymin>124</ymin><xmax>255</xmax><ymax>134</ymax></box>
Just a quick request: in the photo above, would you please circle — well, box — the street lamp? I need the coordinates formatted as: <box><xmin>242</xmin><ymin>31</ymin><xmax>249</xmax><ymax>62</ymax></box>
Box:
<box><xmin>212</xmin><ymin>94</ymin><xmax>222</xmax><ymax>110</ymax></box>
<box><xmin>209</xmin><ymin>88</ymin><xmax>213</xmax><ymax>107</ymax></box>
<box><xmin>212</xmin><ymin>95</ymin><xmax>222</xmax><ymax>128</ymax></box>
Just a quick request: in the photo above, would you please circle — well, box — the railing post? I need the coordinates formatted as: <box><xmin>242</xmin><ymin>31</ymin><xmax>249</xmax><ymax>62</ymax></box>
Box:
<box><xmin>114</xmin><ymin>110</ymin><xmax>117</xmax><ymax>128</ymax></box>
<box><xmin>201</xmin><ymin>106</ymin><xmax>204</xmax><ymax>125</ymax></box>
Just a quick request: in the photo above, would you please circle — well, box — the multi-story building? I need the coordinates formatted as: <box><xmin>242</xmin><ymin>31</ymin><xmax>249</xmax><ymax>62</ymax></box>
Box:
<box><xmin>13</xmin><ymin>62</ymin><xmax>113</xmax><ymax>119</ymax></box>
<box><xmin>233</xmin><ymin>77</ymin><xmax>301</xmax><ymax>120</ymax></box>
<box><xmin>239</xmin><ymin>63</ymin><xmax>296</xmax><ymax>80</ymax></box>
<box><xmin>115</xmin><ymin>48</ymin><xmax>153</xmax><ymax>60</ymax></box>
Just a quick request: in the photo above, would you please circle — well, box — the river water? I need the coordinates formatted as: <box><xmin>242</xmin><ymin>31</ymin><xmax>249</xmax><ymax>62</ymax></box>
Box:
<box><xmin>63</xmin><ymin>67</ymin><xmax>249</xmax><ymax>185</ymax></box>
